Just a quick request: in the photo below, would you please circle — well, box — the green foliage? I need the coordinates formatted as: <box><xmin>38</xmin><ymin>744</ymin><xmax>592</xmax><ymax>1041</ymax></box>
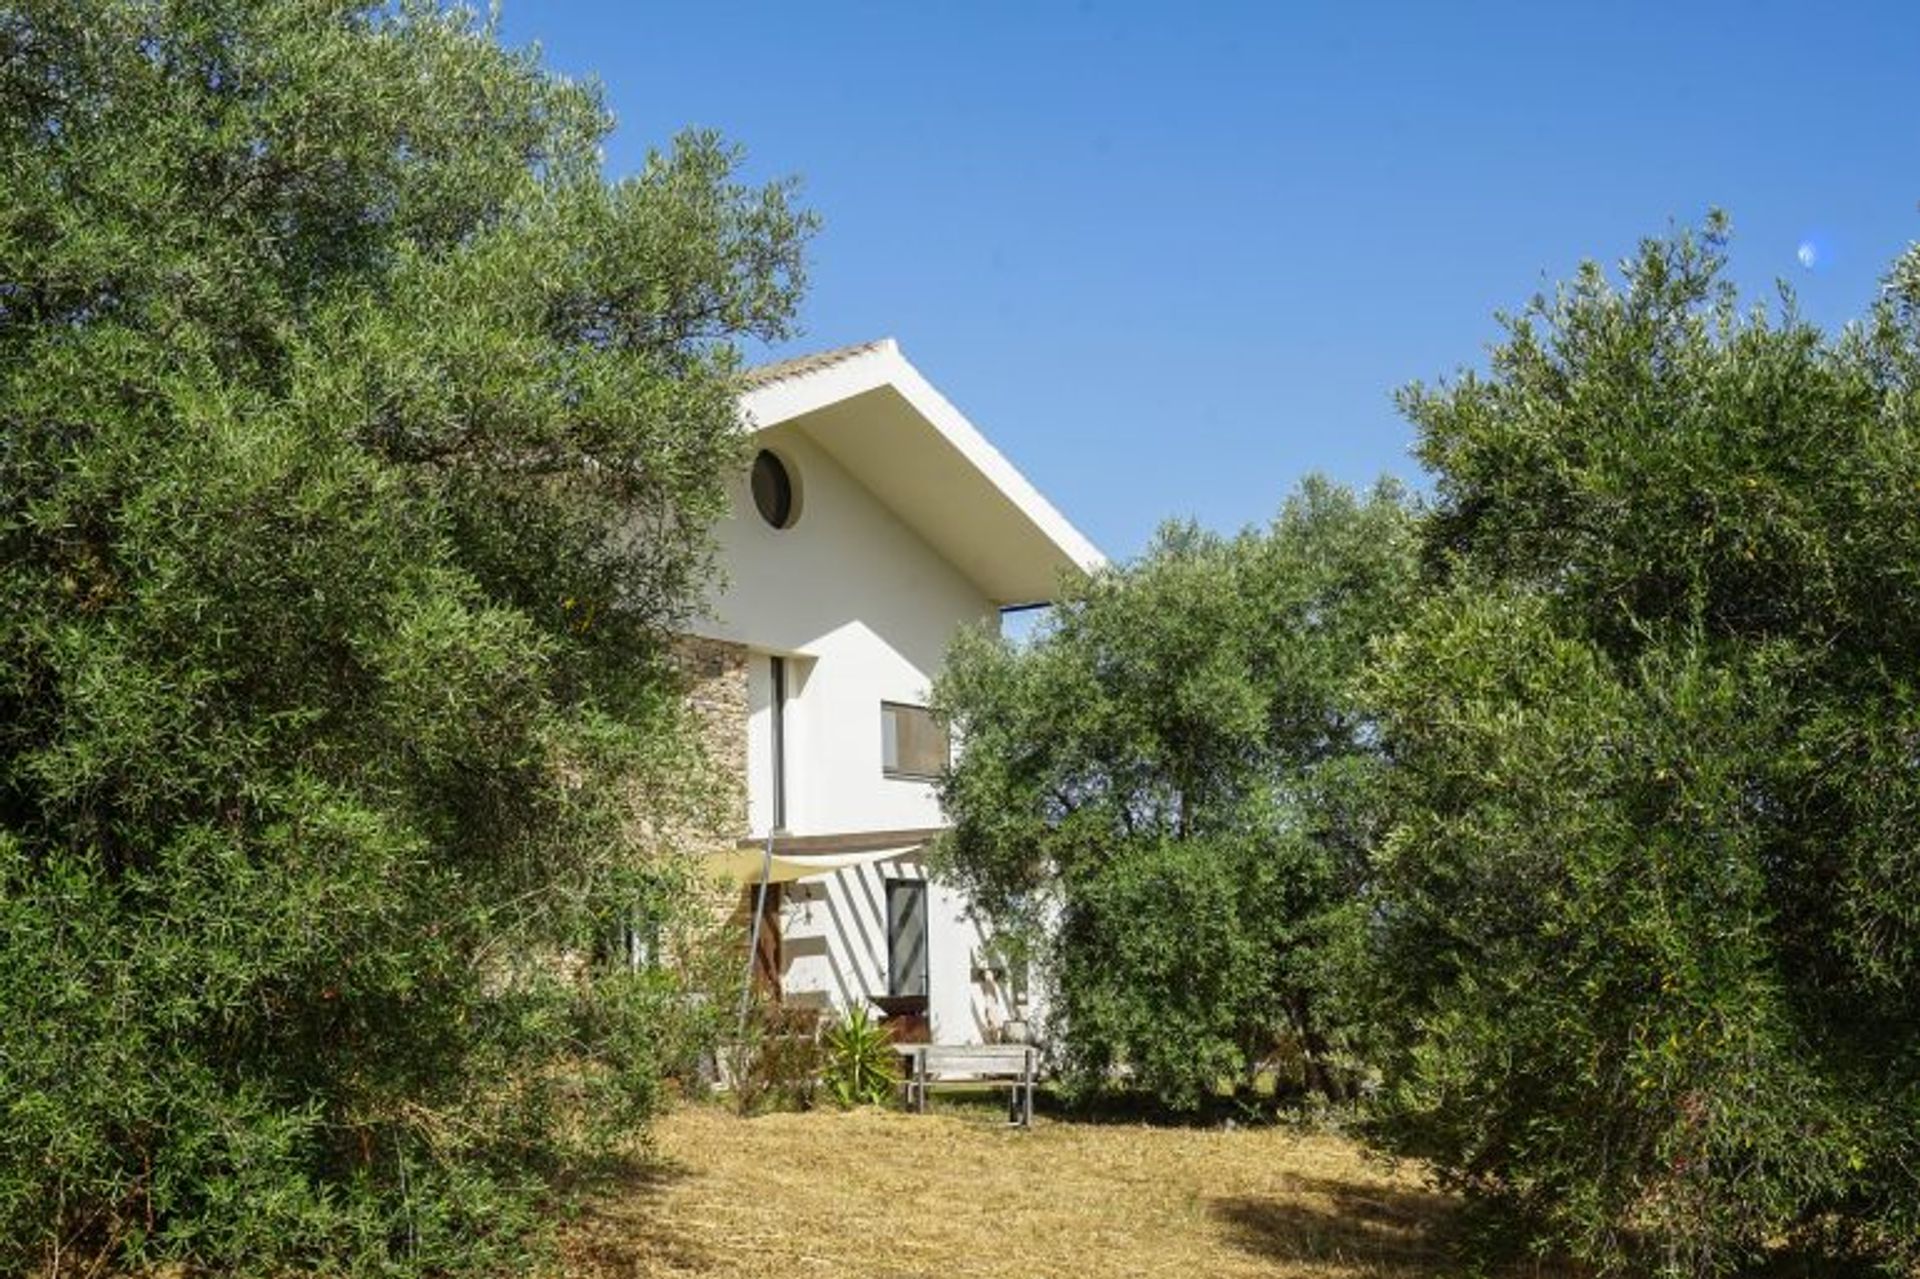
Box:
<box><xmin>821</xmin><ymin>1007</ymin><xmax>902</xmax><ymax>1109</ymax></box>
<box><xmin>1370</xmin><ymin>218</ymin><xmax>1920</xmax><ymax>1275</ymax></box>
<box><xmin>933</xmin><ymin>478</ymin><xmax>1416</xmax><ymax>1110</ymax></box>
<box><xmin>726</xmin><ymin>1002</ymin><xmax>827</xmax><ymax>1115</ymax></box>
<box><xmin>0</xmin><ymin>1</ymin><xmax>811</xmax><ymax>1273</ymax></box>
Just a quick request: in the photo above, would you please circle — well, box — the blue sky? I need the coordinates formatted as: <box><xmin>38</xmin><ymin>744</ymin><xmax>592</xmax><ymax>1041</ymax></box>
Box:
<box><xmin>500</xmin><ymin>2</ymin><xmax>1920</xmax><ymax>562</ymax></box>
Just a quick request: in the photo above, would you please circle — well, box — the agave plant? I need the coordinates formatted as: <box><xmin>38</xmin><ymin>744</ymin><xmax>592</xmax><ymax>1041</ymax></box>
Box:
<box><xmin>822</xmin><ymin>1006</ymin><xmax>902</xmax><ymax>1108</ymax></box>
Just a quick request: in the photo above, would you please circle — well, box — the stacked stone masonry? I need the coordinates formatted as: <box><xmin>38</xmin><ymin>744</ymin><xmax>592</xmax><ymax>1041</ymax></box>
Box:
<box><xmin>670</xmin><ymin>633</ymin><xmax>749</xmax><ymax>836</ymax></box>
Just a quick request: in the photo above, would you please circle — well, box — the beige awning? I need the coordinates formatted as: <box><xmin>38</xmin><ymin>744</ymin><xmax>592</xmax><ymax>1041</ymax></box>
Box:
<box><xmin>706</xmin><ymin>826</ymin><xmax>944</xmax><ymax>886</ymax></box>
<box><xmin>703</xmin><ymin>845</ymin><xmax>915</xmax><ymax>885</ymax></box>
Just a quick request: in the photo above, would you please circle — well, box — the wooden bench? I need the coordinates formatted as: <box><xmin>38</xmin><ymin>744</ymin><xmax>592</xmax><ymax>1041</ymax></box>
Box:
<box><xmin>901</xmin><ymin>1044</ymin><xmax>1039</xmax><ymax>1127</ymax></box>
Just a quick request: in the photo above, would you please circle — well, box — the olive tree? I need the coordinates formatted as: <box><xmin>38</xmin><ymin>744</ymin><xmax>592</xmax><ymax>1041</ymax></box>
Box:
<box><xmin>1368</xmin><ymin>218</ymin><xmax>1920</xmax><ymax>1275</ymax></box>
<box><xmin>0</xmin><ymin>2</ymin><xmax>811</xmax><ymax>1272</ymax></box>
<box><xmin>933</xmin><ymin>478</ymin><xmax>1415</xmax><ymax>1110</ymax></box>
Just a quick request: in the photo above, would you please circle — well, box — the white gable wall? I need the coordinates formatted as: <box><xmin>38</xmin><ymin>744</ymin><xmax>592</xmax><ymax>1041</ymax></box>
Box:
<box><xmin>691</xmin><ymin>420</ymin><xmax>1021</xmax><ymax>1044</ymax></box>
<box><xmin>696</xmin><ymin>420</ymin><xmax>995</xmax><ymax>834</ymax></box>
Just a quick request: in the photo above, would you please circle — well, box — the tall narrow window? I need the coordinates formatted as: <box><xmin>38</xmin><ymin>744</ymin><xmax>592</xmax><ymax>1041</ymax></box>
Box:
<box><xmin>881</xmin><ymin>701</ymin><xmax>948</xmax><ymax>780</ymax></box>
<box><xmin>770</xmin><ymin>655</ymin><xmax>787</xmax><ymax>832</ymax></box>
<box><xmin>887</xmin><ymin>879</ymin><xmax>929</xmax><ymax>997</ymax></box>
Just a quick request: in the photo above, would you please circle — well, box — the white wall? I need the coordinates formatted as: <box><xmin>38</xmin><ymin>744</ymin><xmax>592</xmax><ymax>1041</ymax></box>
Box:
<box><xmin>692</xmin><ymin>421</ymin><xmax>1030</xmax><ymax>1043</ymax></box>
<box><xmin>695</xmin><ymin>422</ymin><xmax>996</xmax><ymax>837</ymax></box>
<box><xmin>779</xmin><ymin>855</ymin><xmax>1028</xmax><ymax>1046</ymax></box>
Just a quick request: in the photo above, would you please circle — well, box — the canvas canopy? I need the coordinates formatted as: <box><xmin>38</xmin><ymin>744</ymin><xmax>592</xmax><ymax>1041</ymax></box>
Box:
<box><xmin>704</xmin><ymin>842</ymin><xmax>924</xmax><ymax>885</ymax></box>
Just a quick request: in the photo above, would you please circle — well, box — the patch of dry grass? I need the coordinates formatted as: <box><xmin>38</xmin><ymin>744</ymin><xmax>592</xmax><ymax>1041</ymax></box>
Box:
<box><xmin>560</xmin><ymin>1102</ymin><xmax>1500</xmax><ymax>1278</ymax></box>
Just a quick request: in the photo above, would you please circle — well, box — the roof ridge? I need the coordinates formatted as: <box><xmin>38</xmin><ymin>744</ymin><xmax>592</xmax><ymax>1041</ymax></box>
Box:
<box><xmin>740</xmin><ymin>338</ymin><xmax>893</xmax><ymax>389</ymax></box>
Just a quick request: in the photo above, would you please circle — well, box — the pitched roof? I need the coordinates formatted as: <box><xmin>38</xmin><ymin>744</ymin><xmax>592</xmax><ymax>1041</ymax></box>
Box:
<box><xmin>736</xmin><ymin>339</ymin><xmax>1104</xmax><ymax>605</ymax></box>
<box><xmin>740</xmin><ymin>340</ymin><xmax>890</xmax><ymax>390</ymax></box>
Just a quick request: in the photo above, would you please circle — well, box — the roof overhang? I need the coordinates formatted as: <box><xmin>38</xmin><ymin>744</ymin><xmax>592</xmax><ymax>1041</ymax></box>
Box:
<box><xmin>740</xmin><ymin>340</ymin><xmax>1105</xmax><ymax>607</ymax></box>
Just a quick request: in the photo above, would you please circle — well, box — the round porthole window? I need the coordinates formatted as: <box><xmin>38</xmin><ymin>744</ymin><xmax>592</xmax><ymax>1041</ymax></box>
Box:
<box><xmin>751</xmin><ymin>449</ymin><xmax>797</xmax><ymax>529</ymax></box>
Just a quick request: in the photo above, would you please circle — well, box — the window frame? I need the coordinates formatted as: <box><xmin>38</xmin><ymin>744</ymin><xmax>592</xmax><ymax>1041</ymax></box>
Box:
<box><xmin>750</xmin><ymin>449</ymin><xmax>798</xmax><ymax>530</ymax></box>
<box><xmin>769</xmin><ymin>654</ymin><xmax>788</xmax><ymax>832</ymax></box>
<box><xmin>886</xmin><ymin>878</ymin><xmax>930</xmax><ymax>999</ymax></box>
<box><xmin>880</xmin><ymin>699</ymin><xmax>949</xmax><ymax>781</ymax></box>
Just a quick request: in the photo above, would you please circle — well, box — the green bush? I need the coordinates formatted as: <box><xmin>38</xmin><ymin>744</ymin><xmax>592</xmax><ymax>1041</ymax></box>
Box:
<box><xmin>1368</xmin><ymin>219</ymin><xmax>1920</xmax><ymax>1275</ymax></box>
<box><xmin>933</xmin><ymin>480</ymin><xmax>1415</xmax><ymax>1110</ymax></box>
<box><xmin>0</xmin><ymin>2</ymin><xmax>810</xmax><ymax>1273</ymax></box>
<box><xmin>822</xmin><ymin>1007</ymin><xmax>902</xmax><ymax>1109</ymax></box>
<box><xmin>726</xmin><ymin>1001</ymin><xmax>827</xmax><ymax>1115</ymax></box>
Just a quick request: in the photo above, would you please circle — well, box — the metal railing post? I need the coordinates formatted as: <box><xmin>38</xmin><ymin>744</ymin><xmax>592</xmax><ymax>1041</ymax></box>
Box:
<box><xmin>735</xmin><ymin>830</ymin><xmax>776</xmax><ymax>1041</ymax></box>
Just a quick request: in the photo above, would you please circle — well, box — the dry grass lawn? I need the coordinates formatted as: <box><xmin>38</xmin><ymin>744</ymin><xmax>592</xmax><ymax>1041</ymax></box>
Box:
<box><xmin>560</xmin><ymin>1101</ymin><xmax>1508</xmax><ymax>1279</ymax></box>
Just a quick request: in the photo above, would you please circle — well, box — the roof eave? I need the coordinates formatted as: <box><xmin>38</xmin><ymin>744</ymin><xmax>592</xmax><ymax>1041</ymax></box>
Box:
<box><xmin>739</xmin><ymin>341</ymin><xmax>1105</xmax><ymax>605</ymax></box>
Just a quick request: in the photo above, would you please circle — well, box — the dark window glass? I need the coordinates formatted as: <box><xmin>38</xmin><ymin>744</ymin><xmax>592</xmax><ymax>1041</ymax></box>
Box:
<box><xmin>769</xmin><ymin>655</ymin><xmax>787</xmax><ymax>831</ymax></box>
<box><xmin>607</xmin><ymin>909</ymin><xmax>660</xmax><ymax>974</ymax></box>
<box><xmin>887</xmin><ymin>879</ymin><xmax>929</xmax><ymax>997</ymax></box>
<box><xmin>751</xmin><ymin>449</ymin><xmax>794</xmax><ymax>528</ymax></box>
<box><xmin>882</xmin><ymin>702</ymin><xmax>948</xmax><ymax>779</ymax></box>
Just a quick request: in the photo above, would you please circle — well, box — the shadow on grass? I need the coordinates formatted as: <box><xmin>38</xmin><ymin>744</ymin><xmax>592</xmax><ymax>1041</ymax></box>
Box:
<box><xmin>923</xmin><ymin>1080</ymin><xmax>1370</xmax><ymax>1140</ymax></box>
<box><xmin>1032</xmin><ymin>1084</ymin><xmax>1338</xmax><ymax>1130</ymax></box>
<box><xmin>1215</xmin><ymin>1175</ymin><xmax>1879</xmax><ymax>1279</ymax></box>
<box><xmin>557</xmin><ymin>1152</ymin><xmax>707</xmax><ymax>1278</ymax></box>
<box><xmin>1211</xmin><ymin>1173</ymin><xmax>1456</xmax><ymax>1274</ymax></box>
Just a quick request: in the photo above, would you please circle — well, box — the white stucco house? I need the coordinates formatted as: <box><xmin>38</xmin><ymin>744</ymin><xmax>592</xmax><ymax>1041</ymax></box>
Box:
<box><xmin>683</xmin><ymin>338</ymin><xmax>1101</xmax><ymax>1046</ymax></box>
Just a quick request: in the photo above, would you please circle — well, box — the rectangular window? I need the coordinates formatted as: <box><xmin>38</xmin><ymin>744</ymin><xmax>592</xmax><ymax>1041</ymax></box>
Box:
<box><xmin>609</xmin><ymin>909</ymin><xmax>659</xmax><ymax>974</ymax></box>
<box><xmin>886</xmin><ymin>879</ymin><xmax>929</xmax><ymax>998</ymax></box>
<box><xmin>881</xmin><ymin>701</ymin><xmax>948</xmax><ymax>780</ymax></box>
<box><xmin>770</xmin><ymin>655</ymin><xmax>788</xmax><ymax>831</ymax></box>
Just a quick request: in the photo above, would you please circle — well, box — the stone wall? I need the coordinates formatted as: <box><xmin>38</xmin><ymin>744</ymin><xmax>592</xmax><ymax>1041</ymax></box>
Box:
<box><xmin>668</xmin><ymin>634</ymin><xmax>759</xmax><ymax>964</ymax></box>
<box><xmin>670</xmin><ymin>633</ymin><xmax>749</xmax><ymax>838</ymax></box>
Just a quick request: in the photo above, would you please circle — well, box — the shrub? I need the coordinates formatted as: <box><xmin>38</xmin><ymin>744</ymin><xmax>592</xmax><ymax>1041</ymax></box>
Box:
<box><xmin>726</xmin><ymin>1001</ymin><xmax>827</xmax><ymax>1115</ymax></box>
<box><xmin>1369</xmin><ymin>219</ymin><xmax>1920</xmax><ymax>1275</ymax></box>
<box><xmin>932</xmin><ymin>479</ymin><xmax>1415</xmax><ymax>1110</ymax></box>
<box><xmin>822</xmin><ymin>1007</ymin><xmax>902</xmax><ymax>1109</ymax></box>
